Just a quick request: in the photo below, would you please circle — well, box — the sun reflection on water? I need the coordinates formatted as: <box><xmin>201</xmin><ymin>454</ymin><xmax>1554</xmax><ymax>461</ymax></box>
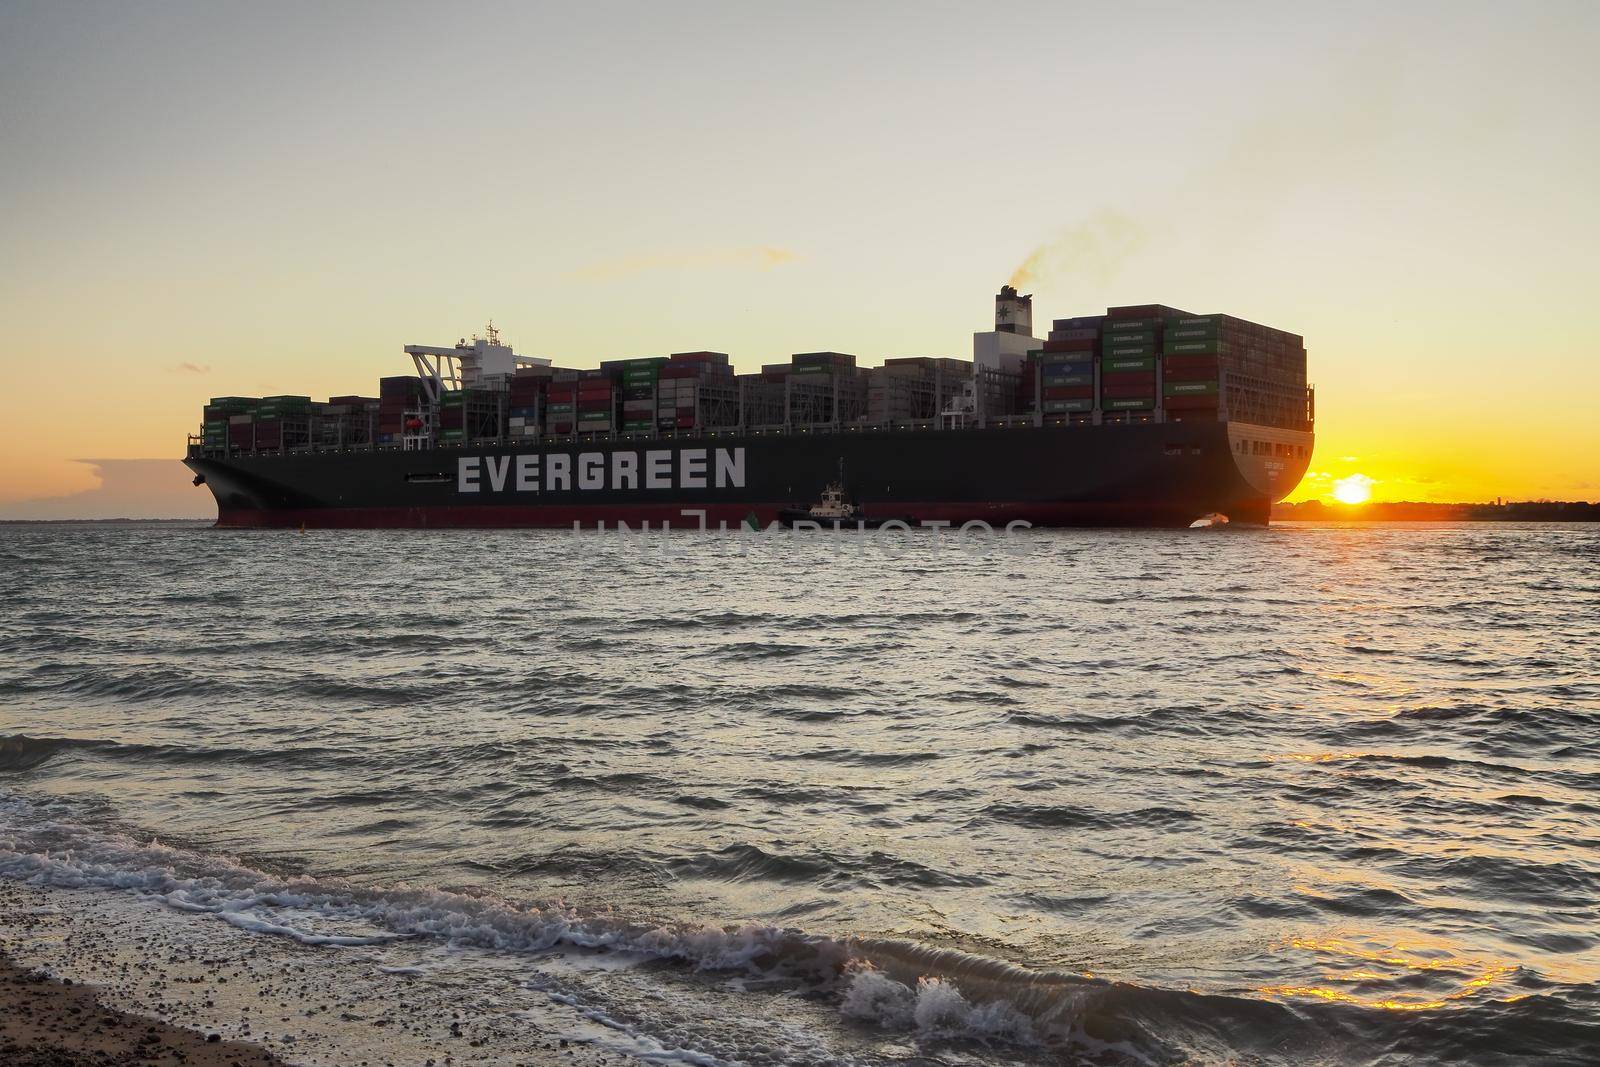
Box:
<box><xmin>1259</xmin><ymin>935</ymin><xmax>1522</xmax><ymax>1012</ymax></box>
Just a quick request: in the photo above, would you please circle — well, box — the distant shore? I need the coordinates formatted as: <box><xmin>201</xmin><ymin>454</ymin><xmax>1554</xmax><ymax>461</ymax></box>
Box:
<box><xmin>1274</xmin><ymin>500</ymin><xmax>1600</xmax><ymax>522</ymax></box>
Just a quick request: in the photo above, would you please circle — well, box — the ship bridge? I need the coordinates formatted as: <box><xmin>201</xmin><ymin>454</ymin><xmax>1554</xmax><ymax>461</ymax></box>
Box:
<box><xmin>404</xmin><ymin>323</ymin><xmax>551</xmax><ymax>402</ymax></box>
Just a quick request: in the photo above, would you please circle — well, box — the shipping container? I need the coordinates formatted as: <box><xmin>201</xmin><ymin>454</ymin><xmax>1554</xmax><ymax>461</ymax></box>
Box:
<box><xmin>1103</xmin><ymin>396</ymin><xmax>1155</xmax><ymax>410</ymax></box>
<box><xmin>1041</xmin><ymin>398</ymin><xmax>1094</xmax><ymax>413</ymax></box>
<box><xmin>1162</xmin><ymin>394</ymin><xmax>1219</xmax><ymax>411</ymax></box>
<box><xmin>1164</xmin><ymin>339</ymin><xmax>1225</xmax><ymax>355</ymax></box>
<box><xmin>1162</xmin><ymin>355</ymin><xmax>1220</xmax><ymax>380</ymax></box>
<box><xmin>1042</xmin><ymin>385</ymin><xmax>1094</xmax><ymax>400</ymax></box>
<box><xmin>1164</xmin><ymin>380</ymin><xmax>1219</xmax><ymax>396</ymax></box>
<box><xmin>1051</xmin><ymin>316</ymin><xmax>1106</xmax><ymax>331</ymax></box>
<box><xmin>1041</xmin><ymin>338</ymin><xmax>1097</xmax><ymax>353</ymax></box>
<box><xmin>1042</xmin><ymin>372</ymin><xmax>1093</xmax><ymax>387</ymax></box>
<box><xmin>1102</xmin><ymin>383</ymin><xmax>1156</xmax><ymax>399</ymax></box>
<box><xmin>1104</xmin><ymin>317</ymin><xmax>1160</xmax><ymax>332</ymax></box>
<box><xmin>1102</xmin><ymin>355</ymin><xmax>1157</xmax><ymax>374</ymax></box>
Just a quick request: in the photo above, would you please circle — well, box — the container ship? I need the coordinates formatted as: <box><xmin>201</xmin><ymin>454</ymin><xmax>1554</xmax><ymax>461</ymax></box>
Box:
<box><xmin>184</xmin><ymin>288</ymin><xmax>1314</xmax><ymax>528</ymax></box>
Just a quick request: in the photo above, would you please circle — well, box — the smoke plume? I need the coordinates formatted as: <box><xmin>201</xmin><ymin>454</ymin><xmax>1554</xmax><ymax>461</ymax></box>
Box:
<box><xmin>1008</xmin><ymin>210</ymin><xmax>1147</xmax><ymax>290</ymax></box>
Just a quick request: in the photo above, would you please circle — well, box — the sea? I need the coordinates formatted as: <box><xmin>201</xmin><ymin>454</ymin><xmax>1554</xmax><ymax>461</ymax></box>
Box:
<box><xmin>1</xmin><ymin>521</ymin><xmax>1597</xmax><ymax>1066</ymax></box>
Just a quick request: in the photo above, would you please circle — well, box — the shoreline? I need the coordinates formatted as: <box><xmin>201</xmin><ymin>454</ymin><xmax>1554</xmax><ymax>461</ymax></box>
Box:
<box><xmin>0</xmin><ymin>951</ymin><xmax>284</xmax><ymax>1067</ymax></box>
<box><xmin>0</xmin><ymin>880</ymin><xmax>642</xmax><ymax>1067</ymax></box>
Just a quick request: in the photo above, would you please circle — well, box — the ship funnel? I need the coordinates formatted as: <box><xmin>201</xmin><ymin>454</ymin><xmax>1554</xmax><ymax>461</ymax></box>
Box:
<box><xmin>995</xmin><ymin>285</ymin><xmax>1032</xmax><ymax>335</ymax></box>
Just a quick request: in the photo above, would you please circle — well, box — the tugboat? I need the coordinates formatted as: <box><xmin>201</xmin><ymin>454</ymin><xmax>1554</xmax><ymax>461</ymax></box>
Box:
<box><xmin>777</xmin><ymin>461</ymin><xmax>910</xmax><ymax>529</ymax></box>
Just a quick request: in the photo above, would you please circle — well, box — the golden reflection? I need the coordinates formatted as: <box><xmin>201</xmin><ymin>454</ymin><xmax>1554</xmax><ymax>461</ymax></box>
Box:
<box><xmin>1258</xmin><ymin>936</ymin><xmax>1522</xmax><ymax>1013</ymax></box>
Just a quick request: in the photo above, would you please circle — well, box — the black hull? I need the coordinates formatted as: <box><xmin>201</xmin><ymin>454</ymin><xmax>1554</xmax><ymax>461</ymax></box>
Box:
<box><xmin>183</xmin><ymin>421</ymin><xmax>1311</xmax><ymax>529</ymax></box>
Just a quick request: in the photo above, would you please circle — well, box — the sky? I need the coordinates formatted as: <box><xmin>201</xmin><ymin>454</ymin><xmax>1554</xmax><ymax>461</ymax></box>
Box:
<box><xmin>1</xmin><ymin>0</ymin><xmax>1596</xmax><ymax>517</ymax></box>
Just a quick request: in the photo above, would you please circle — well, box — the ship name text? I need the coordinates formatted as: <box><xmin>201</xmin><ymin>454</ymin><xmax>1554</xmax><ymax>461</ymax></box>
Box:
<box><xmin>457</xmin><ymin>448</ymin><xmax>746</xmax><ymax>494</ymax></box>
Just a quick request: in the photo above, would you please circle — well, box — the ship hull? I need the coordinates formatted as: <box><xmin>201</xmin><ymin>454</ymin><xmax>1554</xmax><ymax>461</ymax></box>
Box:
<box><xmin>184</xmin><ymin>421</ymin><xmax>1311</xmax><ymax>529</ymax></box>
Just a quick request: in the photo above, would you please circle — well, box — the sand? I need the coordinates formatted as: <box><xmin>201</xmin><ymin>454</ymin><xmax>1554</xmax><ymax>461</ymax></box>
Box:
<box><xmin>0</xmin><ymin>951</ymin><xmax>284</xmax><ymax>1066</ymax></box>
<box><xmin>0</xmin><ymin>880</ymin><xmax>646</xmax><ymax>1066</ymax></box>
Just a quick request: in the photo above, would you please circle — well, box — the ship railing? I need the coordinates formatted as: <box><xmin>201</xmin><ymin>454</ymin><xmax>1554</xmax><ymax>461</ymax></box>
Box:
<box><xmin>204</xmin><ymin>409</ymin><xmax>1135</xmax><ymax>459</ymax></box>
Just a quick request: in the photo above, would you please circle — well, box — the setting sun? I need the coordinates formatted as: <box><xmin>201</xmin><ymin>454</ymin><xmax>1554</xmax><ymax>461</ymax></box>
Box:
<box><xmin>1332</xmin><ymin>474</ymin><xmax>1375</xmax><ymax>505</ymax></box>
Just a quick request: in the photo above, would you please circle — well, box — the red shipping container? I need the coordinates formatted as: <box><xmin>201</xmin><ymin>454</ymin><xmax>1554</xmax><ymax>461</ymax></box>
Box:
<box><xmin>1101</xmin><ymin>383</ymin><xmax>1156</xmax><ymax>399</ymax></box>
<box><xmin>1162</xmin><ymin>355</ymin><xmax>1220</xmax><ymax>380</ymax></box>
<box><xmin>1042</xmin><ymin>385</ymin><xmax>1093</xmax><ymax>400</ymax></box>
<box><xmin>1102</xmin><ymin>371</ymin><xmax>1156</xmax><ymax>387</ymax></box>
<box><xmin>1041</xmin><ymin>338</ymin><xmax>1096</xmax><ymax>353</ymax></box>
<box><xmin>675</xmin><ymin>415</ymin><xmax>696</xmax><ymax>427</ymax></box>
<box><xmin>670</xmin><ymin>351</ymin><xmax>729</xmax><ymax>364</ymax></box>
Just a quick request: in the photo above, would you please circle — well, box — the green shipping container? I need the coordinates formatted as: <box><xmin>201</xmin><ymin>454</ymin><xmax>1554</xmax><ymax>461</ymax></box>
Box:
<box><xmin>1103</xmin><ymin>343</ymin><xmax>1156</xmax><ymax>358</ymax></box>
<box><xmin>1164</xmin><ymin>316</ymin><xmax>1226</xmax><ymax>330</ymax></box>
<box><xmin>622</xmin><ymin>357</ymin><xmax>668</xmax><ymax>368</ymax></box>
<box><xmin>1104</xmin><ymin>396</ymin><xmax>1155</xmax><ymax>410</ymax></box>
<box><xmin>1164</xmin><ymin>380</ymin><xmax>1219</xmax><ymax>396</ymax></box>
<box><xmin>1103</xmin><ymin>331</ymin><xmax>1155</xmax><ymax>346</ymax></box>
<box><xmin>1164</xmin><ymin>339</ymin><xmax>1224</xmax><ymax>355</ymax></box>
<box><xmin>1104</xmin><ymin>318</ymin><xmax>1160</xmax><ymax>332</ymax></box>
<box><xmin>1163</xmin><ymin>326</ymin><xmax>1220</xmax><ymax>342</ymax></box>
<box><xmin>1102</xmin><ymin>355</ymin><xmax>1157</xmax><ymax>373</ymax></box>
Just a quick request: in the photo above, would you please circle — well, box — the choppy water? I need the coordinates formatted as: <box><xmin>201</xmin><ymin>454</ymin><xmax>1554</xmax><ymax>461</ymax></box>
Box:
<box><xmin>2</xmin><ymin>521</ymin><xmax>1598</xmax><ymax>1065</ymax></box>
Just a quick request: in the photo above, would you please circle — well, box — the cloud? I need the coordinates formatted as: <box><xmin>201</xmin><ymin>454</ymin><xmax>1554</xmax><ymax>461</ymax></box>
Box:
<box><xmin>1008</xmin><ymin>210</ymin><xmax>1147</xmax><ymax>290</ymax></box>
<box><xmin>570</xmin><ymin>245</ymin><xmax>800</xmax><ymax>281</ymax></box>
<box><xmin>0</xmin><ymin>459</ymin><xmax>215</xmax><ymax>520</ymax></box>
<box><xmin>170</xmin><ymin>362</ymin><xmax>211</xmax><ymax>375</ymax></box>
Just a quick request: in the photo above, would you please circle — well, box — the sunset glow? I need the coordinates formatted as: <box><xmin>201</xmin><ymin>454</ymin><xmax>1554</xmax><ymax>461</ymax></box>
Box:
<box><xmin>1332</xmin><ymin>475</ymin><xmax>1375</xmax><ymax>506</ymax></box>
<box><xmin>2</xmin><ymin>4</ymin><xmax>1597</xmax><ymax>518</ymax></box>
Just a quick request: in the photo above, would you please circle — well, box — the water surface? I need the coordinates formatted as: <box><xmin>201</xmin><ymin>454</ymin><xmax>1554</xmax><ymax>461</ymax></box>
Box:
<box><xmin>2</xmin><ymin>522</ymin><xmax>1597</xmax><ymax>1064</ymax></box>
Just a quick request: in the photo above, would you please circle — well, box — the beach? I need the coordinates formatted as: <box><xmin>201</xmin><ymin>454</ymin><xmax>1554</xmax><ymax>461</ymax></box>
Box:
<box><xmin>0</xmin><ymin>878</ymin><xmax>638</xmax><ymax>1066</ymax></box>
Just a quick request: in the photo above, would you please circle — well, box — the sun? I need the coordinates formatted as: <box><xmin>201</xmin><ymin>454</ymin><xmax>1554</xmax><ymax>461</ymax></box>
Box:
<box><xmin>1332</xmin><ymin>474</ymin><xmax>1374</xmax><ymax>505</ymax></box>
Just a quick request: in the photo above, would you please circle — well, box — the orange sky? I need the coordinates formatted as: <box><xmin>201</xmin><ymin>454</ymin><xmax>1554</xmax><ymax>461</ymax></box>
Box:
<box><xmin>2</xmin><ymin>3</ymin><xmax>1596</xmax><ymax>517</ymax></box>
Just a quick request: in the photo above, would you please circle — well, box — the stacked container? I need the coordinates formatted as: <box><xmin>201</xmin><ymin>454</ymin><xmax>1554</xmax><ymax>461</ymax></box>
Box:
<box><xmin>508</xmin><ymin>368</ymin><xmax>549</xmax><ymax>441</ymax></box>
<box><xmin>378</xmin><ymin>376</ymin><xmax>425</xmax><ymax>446</ymax></box>
<box><xmin>1161</xmin><ymin>314</ymin><xmax>1307</xmax><ymax>427</ymax></box>
<box><xmin>1038</xmin><ymin>349</ymin><xmax>1096</xmax><ymax>416</ymax></box>
<box><xmin>653</xmin><ymin>352</ymin><xmax>726</xmax><ymax>430</ymax></box>
<box><xmin>1161</xmin><ymin>314</ymin><xmax>1224</xmax><ymax>420</ymax></box>
<box><xmin>605</xmin><ymin>357</ymin><xmax>667</xmax><ymax>433</ymax></box>
<box><xmin>254</xmin><ymin>395</ymin><xmax>313</xmax><ymax>451</ymax></box>
<box><xmin>437</xmin><ymin>389</ymin><xmax>466</xmax><ymax>446</ymax></box>
<box><xmin>547</xmin><ymin>372</ymin><xmax>578</xmax><ymax>435</ymax></box>
<box><xmin>203</xmin><ymin>397</ymin><xmax>256</xmax><ymax>451</ymax></box>
<box><xmin>1100</xmin><ymin>317</ymin><xmax>1159</xmax><ymax>414</ymax></box>
<box><xmin>576</xmin><ymin>369</ymin><xmax>615</xmax><ymax>434</ymax></box>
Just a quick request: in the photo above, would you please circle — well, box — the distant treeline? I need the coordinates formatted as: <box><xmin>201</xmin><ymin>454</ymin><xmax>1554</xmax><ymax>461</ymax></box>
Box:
<box><xmin>1275</xmin><ymin>500</ymin><xmax>1600</xmax><ymax>522</ymax></box>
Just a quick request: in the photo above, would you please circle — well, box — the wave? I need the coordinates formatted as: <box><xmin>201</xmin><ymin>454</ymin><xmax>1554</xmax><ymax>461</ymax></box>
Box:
<box><xmin>0</xmin><ymin>796</ymin><xmax>1120</xmax><ymax>1050</ymax></box>
<box><xmin>0</xmin><ymin>733</ymin><xmax>345</xmax><ymax>774</ymax></box>
<box><xmin>1</xmin><ymin>783</ymin><xmax>1598</xmax><ymax>1063</ymax></box>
